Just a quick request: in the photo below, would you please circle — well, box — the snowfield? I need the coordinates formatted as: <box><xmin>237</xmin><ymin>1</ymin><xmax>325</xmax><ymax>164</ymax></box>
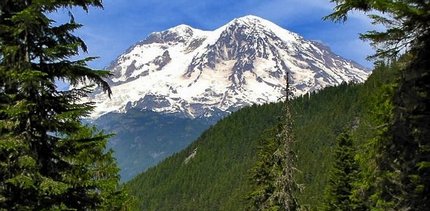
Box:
<box><xmin>86</xmin><ymin>15</ymin><xmax>370</xmax><ymax>119</ymax></box>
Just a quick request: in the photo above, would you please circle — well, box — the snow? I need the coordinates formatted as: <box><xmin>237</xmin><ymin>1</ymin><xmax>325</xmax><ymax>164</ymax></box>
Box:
<box><xmin>87</xmin><ymin>15</ymin><xmax>371</xmax><ymax>119</ymax></box>
<box><xmin>184</xmin><ymin>148</ymin><xmax>198</xmax><ymax>164</ymax></box>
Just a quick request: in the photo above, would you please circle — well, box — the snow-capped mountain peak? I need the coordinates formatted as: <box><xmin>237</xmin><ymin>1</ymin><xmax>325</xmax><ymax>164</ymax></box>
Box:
<box><xmin>87</xmin><ymin>15</ymin><xmax>370</xmax><ymax>119</ymax></box>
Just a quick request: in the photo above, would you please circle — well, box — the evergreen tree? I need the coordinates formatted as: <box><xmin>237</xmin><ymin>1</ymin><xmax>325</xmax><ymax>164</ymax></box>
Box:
<box><xmin>248</xmin><ymin>74</ymin><xmax>300</xmax><ymax>210</ymax></box>
<box><xmin>0</xmin><ymin>1</ymin><xmax>125</xmax><ymax>209</ymax></box>
<box><xmin>270</xmin><ymin>74</ymin><xmax>300</xmax><ymax>211</ymax></box>
<box><xmin>248</xmin><ymin>128</ymin><xmax>280</xmax><ymax>210</ymax></box>
<box><xmin>323</xmin><ymin>133</ymin><xmax>360</xmax><ymax>211</ymax></box>
<box><xmin>326</xmin><ymin>1</ymin><xmax>430</xmax><ymax>209</ymax></box>
<box><xmin>324</xmin><ymin>0</ymin><xmax>430</xmax><ymax>60</ymax></box>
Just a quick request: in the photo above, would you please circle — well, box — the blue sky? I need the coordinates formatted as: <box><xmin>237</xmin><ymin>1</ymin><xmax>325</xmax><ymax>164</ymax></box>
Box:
<box><xmin>51</xmin><ymin>0</ymin><xmax>377</xmax><ymax>70</ymax></box>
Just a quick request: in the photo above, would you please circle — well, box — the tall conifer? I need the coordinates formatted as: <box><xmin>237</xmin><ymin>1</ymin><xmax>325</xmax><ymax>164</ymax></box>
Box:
<box><xmin>326</xmin><ymin>1</ymin><xmax>430</xmax><ymax>209</ymax></box>
<box><xmin>323</xmin><ymin>133</ymin><xmax>360</xmax><ymax>211</ymax></box>
<box><xmin>248</xmin><ymin>73</ymin><xmax>300</xmax><ymax>210</ymax></box>
<box><xmin>269</xmin><ymin>73</ymin><xmax>300</xmax><ymax>210</ymax></box>
<box><xmin>0</xmin><ymin>1</ymin><xmax>125</xmax><ymax>209</ymax></box>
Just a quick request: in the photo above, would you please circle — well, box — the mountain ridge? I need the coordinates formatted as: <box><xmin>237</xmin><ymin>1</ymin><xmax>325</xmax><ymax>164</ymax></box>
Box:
<box><xmin>87</xmin><ymin>15</ymin><xmax>370</xmax><ymax>119</ymax></box>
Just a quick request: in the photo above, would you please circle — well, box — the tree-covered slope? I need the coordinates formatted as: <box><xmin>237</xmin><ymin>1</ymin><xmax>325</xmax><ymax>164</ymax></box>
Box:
<box><xmin>125</xmin><ymin>67</ymin><xmax>395</xmax><ymax>210</ymax></box>
<box><xmin>126</xmin><ymin>104</ymin><xmax>282</xmax><ymax>210</ymax></box>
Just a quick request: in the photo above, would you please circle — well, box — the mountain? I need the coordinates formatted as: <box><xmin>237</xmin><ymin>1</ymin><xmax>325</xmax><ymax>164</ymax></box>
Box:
<box><xmin>125</xmin><ymin>67</ymin><xmax>396</xmax><ymax>210</ymax></box>
<box><xmin>94</xmin><ymin>110</ymin><xmax>213</xmax><ymax>181</ymax></box>
<box><xmin>89</xmin><ymin>15</ymin><xmax>371</xmax><ymax>181</ymax></box>
<box><xmin>87</xmin><ymin>15</ymin><xmax>369</xmax><ymax>120</ymax></box>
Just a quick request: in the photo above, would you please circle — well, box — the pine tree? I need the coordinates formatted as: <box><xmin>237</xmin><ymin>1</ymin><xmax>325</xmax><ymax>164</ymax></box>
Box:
<box><xmin>324</xmin><ymin>0</ymin><xmax>430</xmax><ymax>60</ymax></box>
<box><xmin>326</xmin><ymin>1</ymin><xmax>430</xmax><ymax>209</ymax></box>
<box><xmin>0</xmin><ymin>1</ymin><xmax>125</xmax><ymax>209</ymax></box>
<box><xmin>270</xmin><ymin>73</ymin><xmax>300</xmax><ymax>210</ymax></box>
<box><xmin>248</xmin><ymin>73</ymin><xmax>300</xmax><ymax>210</ymax></box>
<box><xmin>248</xmin><ymin>128</ymin><xmax>279</xmax><ymax>210</ymax></box>
<box><xmin>323</xmin><ymin>133</ymin><xmax>360</xmax><ymax>211</ymax></box>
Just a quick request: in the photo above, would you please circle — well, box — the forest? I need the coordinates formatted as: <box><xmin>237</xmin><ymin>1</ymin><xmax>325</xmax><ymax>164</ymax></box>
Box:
<box><xmin>125</xmin><ymin>62</ymin><xmax>398</xmax><ymax>210</ymax></box>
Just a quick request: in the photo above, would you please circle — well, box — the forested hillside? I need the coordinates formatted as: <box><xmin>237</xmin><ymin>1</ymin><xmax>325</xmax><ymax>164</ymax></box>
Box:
<box><xmin>125</xmin><ymin>64</ymin><xmax>397</xmax><ymax>210</ymax></box>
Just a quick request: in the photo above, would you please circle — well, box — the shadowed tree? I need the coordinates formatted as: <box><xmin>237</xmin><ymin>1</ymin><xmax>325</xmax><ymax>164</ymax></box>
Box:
<box><xmin>0</xmin><ymin>0</ymin><xmax>126</xmax><ymax>209</ymax></box>
<box><xmin>326</xmin><ymin>1</ymin><xmax>430</xmax><ymax>209</ymax></box>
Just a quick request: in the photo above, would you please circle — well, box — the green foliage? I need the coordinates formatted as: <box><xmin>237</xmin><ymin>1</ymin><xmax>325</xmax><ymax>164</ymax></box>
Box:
<box><xmin>340</xmin><ymin>53</ymin><xmax>429</xmax><ymax>211</ymax></box>
<box><xmin>125</xmin><ymin>68</ymin><xmax>393</xmax><ymax>210</ymax></box>
<box><xmin>248</xmin><ymin>124</ymin><xmax>301</xmax><ymax>211</ymax></box>
<box><xmin>387</xmin><ymin>42</ymin><xmax>430</xmax><ymax>211</ymax></box>
<box><xmin>248</xmin><ymin>79</ymin><xmax>300</xmax><ymax>211</ymax></box>
<box><xmin>325</xmin><ymin>0</ymin><xmax>430</xmax><ymax>60</ymax></box>
<box><xmin>0</xmin><ymin>0</ymin><xmax>125</xmax><ymax>209</ymax></box>
<box><xmin>327</xmin><ymin>1</ymin><xmax>430</xmax><ymax>209</ymax></box>
<box><xmin>247</xmin><ymin>128</ymin><xmax>281</xmax><ymax>210</ymax></box>
<box><xmin>364</xmin><ymin>46</ymin><xmax>430</xmax><ymax>211</ymax></box>
<box><xmin>349</xmin><ymin>63</ymin><xmax>398</xmax><ymax>210</ymax></box>
<box><xmin>270</xmin><ymin>90</ymin><xmax>300</xmax><ymax>211</ymax></box>
<box><xmin>344</xmin><ymin>63</ymin><xmax>397</xmax><ymax>210</ymax></box>
<box><xmin>125</xmin><ymin>104</ymin><xmax>282</xmax><ymax>210</ymax></box>
<box><xmin>291</xmin><ymin>83</ymin><xmax>367</xmax><ymax>210</ymax></box>
<box><xmin>322</xmin><ymin>132</ymin><xmax>361</xmax><ymax>211</ymax></box>
<box><xmin>123</xmin><ymin>62</ymin><xmax>404</xmax><ymax>210</ymax></box>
